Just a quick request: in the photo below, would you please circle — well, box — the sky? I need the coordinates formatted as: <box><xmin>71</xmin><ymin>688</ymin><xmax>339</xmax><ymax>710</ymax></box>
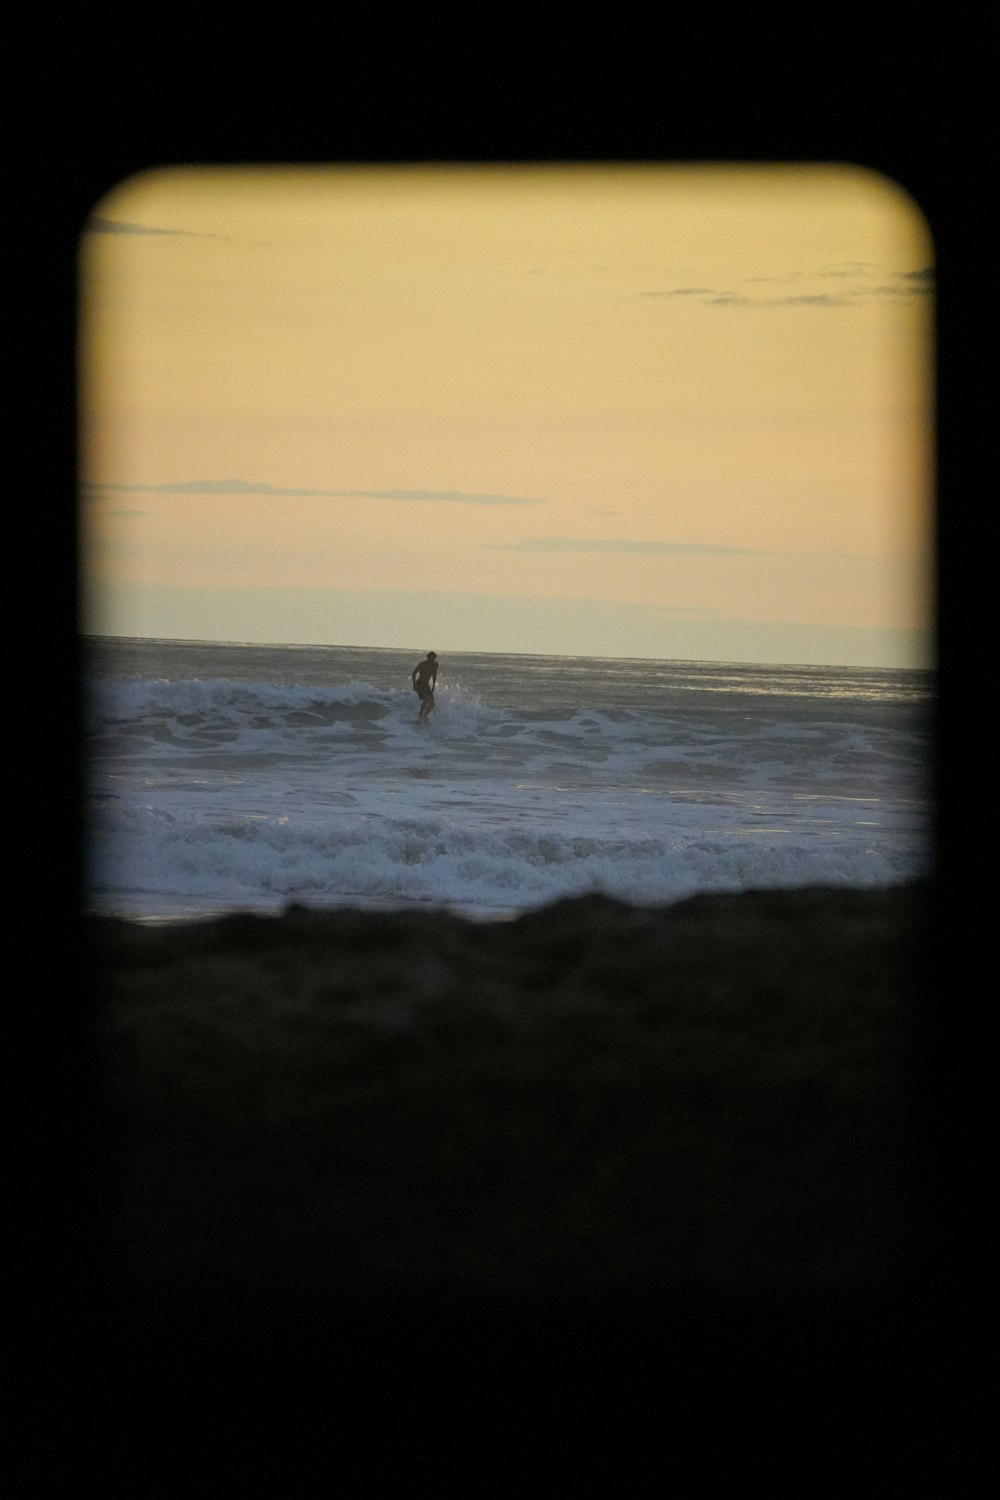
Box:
<box><xmin>79</xmin><ymin>164</ymin><xmax>934</xmax><ymax>668</ymax></box>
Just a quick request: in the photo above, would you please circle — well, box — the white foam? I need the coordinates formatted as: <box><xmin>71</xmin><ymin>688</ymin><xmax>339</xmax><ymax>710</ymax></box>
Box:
<box><xmin>83</xmin><ymin>661</ymin><xmax>932</xmax><ymax>918</ymax></box>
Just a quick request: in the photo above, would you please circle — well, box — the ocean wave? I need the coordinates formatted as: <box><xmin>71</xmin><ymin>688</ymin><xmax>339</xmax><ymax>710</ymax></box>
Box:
<box><xmin>84</xmin><ymin>673</ymin><xmax>404</xmax><ymax>725</ymax></box>
<box><xmin>85</xmin><ymin>792</ymin><xmax>927</xmax><ymax>920</ymax></box>
<box><xmin>83</xmin><ymin>656</ymin><xmax>932</xmax><ymax>919</ymax></box>
<box><xmin>82</xmin><ymin>670</ymin><xmax>931</xmax><ymax>804</ymax></box>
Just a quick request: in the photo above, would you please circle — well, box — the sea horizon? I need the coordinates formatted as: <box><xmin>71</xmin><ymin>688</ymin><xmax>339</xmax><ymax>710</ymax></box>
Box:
<box><xmin>81</xmin><ymin>630</ymin><xmax>934</xmax><ymax>679</ymax></box>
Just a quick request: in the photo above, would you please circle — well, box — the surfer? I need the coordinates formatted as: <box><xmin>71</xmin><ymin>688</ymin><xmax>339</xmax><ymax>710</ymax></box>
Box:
<box><xmin>411</xmin><ymin>651</ymin><xmax>438</xmax><ymax>720</ymax></box>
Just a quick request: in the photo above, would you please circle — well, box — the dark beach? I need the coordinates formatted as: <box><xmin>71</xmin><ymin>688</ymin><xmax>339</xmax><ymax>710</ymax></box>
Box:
<box><xmin>77</xmin><ymin>881</ymin><xmax>941</xmax><ymax>1364</ymax></box>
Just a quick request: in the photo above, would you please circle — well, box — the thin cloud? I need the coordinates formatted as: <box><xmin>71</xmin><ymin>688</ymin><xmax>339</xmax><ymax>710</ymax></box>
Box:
<box><xmin>84</xmin><ymin>215</ymin><xmax>228</xmax><ymax>240</ymax></box>
<box><xmin>757</xmin><ymin>293</ymin><xmax>852</xmax><ymax>307</ymax></box>
<box><xmin>894</xmin><ymin>266</ymin><xmax>935</xmax><ymax>290</ymax></box>
<box><xmin>373</xmin><ymin>489</ymin><xmax>543</xmax><ymax>506</ymax></box>
<box><xmin>639</xmin><ymin>288</ymin><xmax>717</xmax><ymax>299</ymax></box>
<box><xmin>84</xmin><ymin>479</ymin><xmax>544</xmax><ymax>506</ymax></box>
<box><xmin>639</xmin><ymin>287</ymin><xmax>717</xmax><ymax>298</ymax></box>
<box><xmin>817</xmin><ymin>262</ymin><xmax>877</xmax><ymax>277</ymax></box>
<box><xmin>705</xmin><ymin>293</ymin><xmax>756</xmax><ymax>307</ymax></box>
<box><xmin>487</xmin><ymin>536</ymin><xmax>766</xmax><ymax>556</ymax></box>
<box><xmin>639</xmin><ymin>264</ymin><xmax>933</xmax><ymax>307</ymax></box>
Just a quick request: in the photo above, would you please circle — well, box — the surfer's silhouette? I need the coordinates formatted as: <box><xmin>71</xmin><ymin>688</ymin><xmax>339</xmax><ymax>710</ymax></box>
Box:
<box><xmin>411</xmin><ymin>651</ymin><xmax>438</xmax><ymax>720</ymax></box>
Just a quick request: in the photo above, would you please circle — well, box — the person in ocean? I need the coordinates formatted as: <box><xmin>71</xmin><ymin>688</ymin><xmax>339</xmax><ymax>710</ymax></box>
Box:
<box><xmin>411</xmin><ymin>651</ymin><xmax>438</xmax><ymax>720</ymax></box>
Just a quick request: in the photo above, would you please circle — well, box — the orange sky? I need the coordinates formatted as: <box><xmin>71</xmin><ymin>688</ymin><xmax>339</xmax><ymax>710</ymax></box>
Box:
<box><xmin>79</xmin><ymin>164</ymin><xmax>934</xmax><ymax>666</ymax></box>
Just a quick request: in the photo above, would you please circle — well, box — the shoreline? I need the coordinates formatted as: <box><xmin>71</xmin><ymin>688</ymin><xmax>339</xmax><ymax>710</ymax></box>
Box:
<box><xmin>83</xmin><ymin>871</ymin><xmax>924</xmax><ymax>927</ymax></box>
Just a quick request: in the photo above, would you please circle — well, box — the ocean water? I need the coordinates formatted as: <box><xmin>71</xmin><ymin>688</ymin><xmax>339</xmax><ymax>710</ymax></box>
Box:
<box><xmin>81</xmin><ymin>637</ymin><xmax>934</xmax><ymax>921</ymax></box>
